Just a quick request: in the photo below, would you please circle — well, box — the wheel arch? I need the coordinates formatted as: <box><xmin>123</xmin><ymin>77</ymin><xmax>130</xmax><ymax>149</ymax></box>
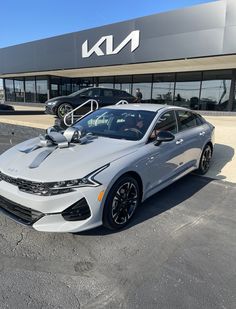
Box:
<box><xmin>113</xmin><ymin>171</ymin><xmax>144</xmax><ymax>201</ymax></box>
<box><xmin>206</xmin><ymin>141</ymin><xmax>213</xmax><ymax>153</ymax></box>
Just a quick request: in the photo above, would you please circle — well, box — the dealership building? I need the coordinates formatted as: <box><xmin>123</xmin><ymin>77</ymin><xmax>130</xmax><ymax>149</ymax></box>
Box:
<box><xmin>0</xmin><ymin>0</ymin><xmax>236</xmax><ymax>112</ymax></box>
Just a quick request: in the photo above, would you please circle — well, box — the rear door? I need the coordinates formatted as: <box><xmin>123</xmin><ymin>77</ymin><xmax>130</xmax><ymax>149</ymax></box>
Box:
<box><xmin>99</xmin><ymin>89</ymin><xmax>115</xmax><ymax>106</ymax></box>
<box><xmin>175</xmin><ymin>110</ymin><xmax>207</xmax><ymax>170</ymax></box>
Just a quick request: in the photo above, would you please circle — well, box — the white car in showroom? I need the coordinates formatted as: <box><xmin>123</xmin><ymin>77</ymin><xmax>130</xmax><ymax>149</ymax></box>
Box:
<box><xmin>0</xmin><ymin>104</ymin><xmax>214</xmax><ymax>232</ymax></box>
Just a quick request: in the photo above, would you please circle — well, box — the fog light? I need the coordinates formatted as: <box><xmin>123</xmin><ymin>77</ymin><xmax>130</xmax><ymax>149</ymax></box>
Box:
<box><xmin>62</xmin><ymin>198</ymin><xmax>91</xmax><ymax>221</ymax></box>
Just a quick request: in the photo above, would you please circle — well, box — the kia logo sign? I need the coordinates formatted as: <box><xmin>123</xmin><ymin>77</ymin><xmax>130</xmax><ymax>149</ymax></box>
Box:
<box><xmin>82</xmin><ymin>30</ymin><xmax>140</xmax><ymax>58</ymax></box>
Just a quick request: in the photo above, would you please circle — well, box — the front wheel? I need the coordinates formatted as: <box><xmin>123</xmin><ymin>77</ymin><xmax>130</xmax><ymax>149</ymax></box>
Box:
<box><xmin>57</xmin><ymin>103</ymin><xmax>73</xmax><ymax>119</ymax></box>
<box><xmin>103</xmin><ymin>176</ymin><xmax>141</xmax><ymax>230</ymax></box>
<box><xmin>197</xmin><ymin>144</ymin><xmax>212</xmax><ymax>175</ymax></box>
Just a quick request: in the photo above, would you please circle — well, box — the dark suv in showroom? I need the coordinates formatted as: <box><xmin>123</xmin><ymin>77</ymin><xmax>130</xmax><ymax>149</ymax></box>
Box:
<box><xmin>45</xmin><ymin>87</ymin><xmax>136</xmax><ymax>118</ymax></box>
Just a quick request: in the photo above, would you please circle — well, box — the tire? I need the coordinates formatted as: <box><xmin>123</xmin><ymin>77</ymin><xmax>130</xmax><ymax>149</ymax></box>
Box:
<box><xmin>56</xmin><ymin>103</ymin><xmax>73</xmax><ymax>119</ymax></box>
<box><xmin>103</xmin><ymin>176</ymin><xmax>141</xmax><ymax>230</ymax></box>
<box><xmin>197</xmin><ymin>144</ymin><xmax>212</xmax><ymax>175</ymax></box>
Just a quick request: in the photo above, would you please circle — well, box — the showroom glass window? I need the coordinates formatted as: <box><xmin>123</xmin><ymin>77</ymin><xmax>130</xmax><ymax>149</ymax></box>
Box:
<box><xmin>98</xmin><ymin>76</ymin><xmax>114</xmax><ymax>89</ymax></box>
<box><xmin>36</xmin><ymin>77</ymin><xmax>48</xmax><ymax>103</ymax></box>
<box><xmin>174</xmin><ymin>72</ymin><xmax>201</xmax><ymax>109</ymax></box>
<box><xmin>14</xmin><ymin>78</ymin><xmax>24</xmax><ymax>102</ymax></box>
<box><xmin>0</xmin><ymin>79</ymin><xmax>4</xmax><ymax>101</ymax></box>
<box><xmin>71</xmin><ymin>77</ymin><xmax>94</xmax><ymax>93</ymax></box>
<box><xmin>200</xmin><ymin>70</ymin><xmax>232</xmax><ymax>111</ymax></box>
<box><xmin>114</xmin><ymin>75</ymin><xmax>132</xmax><ymax>94</ymax></box>
<box><xmin>50</xmin><ymin>76</ymin><xmax>61</xmax><ymax>98</ymax></box>
<box><xmin>61</xmin><ymin>78</ymin><xmax>72</xmax><ymax>96</ymax></box>
<box><xmin>25</xmin><ymin>77</ymin><xmax>36</xmax><ymax>102</ymax></box>
<box><xmin>132</xmin><ymin>74</ymin><xmax>152</xmax><ymax>102</ymax></box>
<box><xmin>152</xmin><ymin>73</ymin><xmax>175</xmax><ymax>104</ymax></box>
<box><xmin>5</xmin><ymin>79</ymin><xmax>15</xmax><ymax>101</ymax></box>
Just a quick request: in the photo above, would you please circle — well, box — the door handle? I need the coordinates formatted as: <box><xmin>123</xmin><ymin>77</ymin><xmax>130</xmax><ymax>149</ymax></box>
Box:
<box><xmin>199</xmin><ymin>131</ymin><xmax>206</xmax><ymax>136</ymax></box>
<box><xmin>176</xmin><ymin>139</ymin><xmax>183</xmax><ymax>145</ymax></box>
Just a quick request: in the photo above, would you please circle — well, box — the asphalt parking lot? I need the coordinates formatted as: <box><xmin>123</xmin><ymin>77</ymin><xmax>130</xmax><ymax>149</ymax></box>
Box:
<box><xmin>0</xmin><ymin>124</ymin><xmax>236</xmax><ymax>309</ymax></box>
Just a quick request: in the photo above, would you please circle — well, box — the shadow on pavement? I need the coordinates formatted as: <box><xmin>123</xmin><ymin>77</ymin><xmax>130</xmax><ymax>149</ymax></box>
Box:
<box><xmin>207</xmin><ymin>143</ymin><xmax>234</xmax><ymax>180</ymax></box>
<box><xmin>77</xmin><ymin>174</ymin><xmax>213</xmax><ymax>236</ymax></box>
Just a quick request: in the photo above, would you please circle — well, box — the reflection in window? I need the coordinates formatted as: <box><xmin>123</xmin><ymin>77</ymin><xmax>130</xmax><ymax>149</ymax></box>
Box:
<box><xmin>200</xmin><ymin>80</ymin><xmax>231</xmax><ymax>111</ymax></box>
<box><xmin>174</xmin><ymin>81</ymin><xmax>201</xmax><ymax>109</ymax></box>
<box><xmin>152</xmin><ymin>74</ymin><xmax>175</xmax><ymax>104</ymax></box>
<box><xmin>36</xmin><ymin>78</ymin><xmax>48</xmax><ymax>103</ymax></box>
<box><xmin>114</xmin><ymin>75</ymin><xmax>132</xmax><ymax>94</ymax></box>
<box><xmin>14</xmin><ymin>79</ymin><xmax>24</xmax><ymax>102</ymax></box>
<box><xmin>0</xmin><ymin>79</ymin><xmax>4</xmax><ymax>101</ymax></box>
<box><xmin>174</xmin><ymin>72</ymin><xmax>201</xmax><ymax>109</ymax></box>
<box><xmin>61</xmin><ymin>78</ymin><xmax>72</xmax><ymax>96</ymax></box>
<box><xmin>5</xmin><ymin>79</ymin><xmax>15</xmax><ymax>101</ymax></box>
<box><xmin>51</xmin><ymin>84</ymin><xmax>59</xmax><ymax>98</ymax></box>
<box><xmin>133</xmin><ymin>75</ymin><xmax>152</xmax><ymax>102</ymax></box>
<box><xmin>200</xmin><ymin>70</ymin><xmax>232</xmax><ymax>111</ymax></box>
<box><xmin>177</xmin><ymin>110</ymin><xmax>198</xmax><ymax>131</ymax></box>
<box><xmin>154</xmin><ymin>111</ymin><xmax>177</xmax><ymax>134</ymax></box>
<box><xmin>25</xmin><ymin>78</ymin><xmax>36</xmax><ymax>102</ymax></box>
<box><xmin>98</xmin><ymin>76</ymin><xmax>114</xmax><ymax>89</ymax></box>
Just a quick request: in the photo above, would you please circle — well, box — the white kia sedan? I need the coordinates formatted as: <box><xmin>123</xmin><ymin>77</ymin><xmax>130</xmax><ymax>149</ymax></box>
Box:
<box><xmin>0</xmin><ymin>104</ymin><xmax>214</xmax><ymax>232</ymax></box>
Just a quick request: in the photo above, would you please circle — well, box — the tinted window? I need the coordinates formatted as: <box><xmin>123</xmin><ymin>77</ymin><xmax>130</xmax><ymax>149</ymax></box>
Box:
<box><xmin>74</xmin><ymin>108</ymin><xmax>156</xmax><ymax>141</ymax></box>
<box><xmin>112</xmin><ymin>89</ymin><xmax>123</xmax><ymax>97</ymax></box>
<box><xmin>80</xmin><ymin>88</ymin><xmax>100</xmax><ymax>97</ymax></box>
<box><xmin>177</xmin><ymin>110</ymin><xmax>198</xmax><ymax>131</ymax></box>
<box><xmin>153</xmin><ymin>111</ymin><xmax>177</xmax><ymax>134</ymax></box>
<box><xmin>102</xmin><ymin>89</ymin><xmax>114</xmax><ymax>97</ymax></box>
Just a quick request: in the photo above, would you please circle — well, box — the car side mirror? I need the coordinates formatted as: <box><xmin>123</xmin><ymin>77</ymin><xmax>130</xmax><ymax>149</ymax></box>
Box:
<box><xmin>154</xmin><ymin>131</ymin><xmax>175</xmax><ymax>146</ymax></box>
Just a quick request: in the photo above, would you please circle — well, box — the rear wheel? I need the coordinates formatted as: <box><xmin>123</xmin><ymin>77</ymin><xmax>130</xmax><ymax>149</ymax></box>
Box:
<box><xmin>197</xmin><ymin>144</ymin><xmax>212</xmax><ymax>175</ymax></box>
<box><xmin>57</xmin><ymin>103</ymin><xmax>73</xmax><ymax>119</ymax></box>
<box><xmin>103</xmin><ymin>176</ymin><xmax>141</xmax><ymax>230</ymax></box>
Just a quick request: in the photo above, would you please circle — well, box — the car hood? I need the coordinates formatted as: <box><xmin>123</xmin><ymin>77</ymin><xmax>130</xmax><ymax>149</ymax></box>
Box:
<box><xmin>0</xmin><ymin>136</ymin><xmax>140</xmax><ymax>182</ymax></box>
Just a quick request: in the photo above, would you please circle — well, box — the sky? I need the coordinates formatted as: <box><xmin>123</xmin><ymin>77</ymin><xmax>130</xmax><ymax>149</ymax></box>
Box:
<box><xmin>0</xmin><ymin>0</ymin><xmax>216</xmax><ymax>48</ymax></box>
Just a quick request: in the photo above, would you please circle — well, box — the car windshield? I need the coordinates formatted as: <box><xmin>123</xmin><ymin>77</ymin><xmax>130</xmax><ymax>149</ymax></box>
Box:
<box><xmin>73</xmin><ymin>108</ymin><xmax>156</xmax><ymax>141</ymax></box>
<box><xmin>68</xmin><ymin>88</ymin><xmax>89</xmax><ymax>97</ymax></box>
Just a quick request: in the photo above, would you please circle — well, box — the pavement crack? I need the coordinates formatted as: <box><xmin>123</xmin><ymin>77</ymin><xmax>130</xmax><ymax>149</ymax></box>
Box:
<box><xmin>13</xmin><ymin>232</ymin><xmax>24</xmax><ymax>251</ymax></box>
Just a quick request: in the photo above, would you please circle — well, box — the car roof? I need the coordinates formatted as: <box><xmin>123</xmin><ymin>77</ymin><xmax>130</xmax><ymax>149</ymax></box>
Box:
<box><xmin>102</xmin><ymin>103</ymin><xmax>190</xmax><ymax>113</ymax></box>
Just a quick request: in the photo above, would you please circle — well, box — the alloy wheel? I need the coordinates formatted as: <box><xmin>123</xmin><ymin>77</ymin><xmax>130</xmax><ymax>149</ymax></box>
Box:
<box><xmin>111</xmin><ymin>181</ymin><xmax>139</xmax><ymax>225</ymax></box>
<box><xmin>57</xmin><ymin>103</ymin><xmax>73</xmax><ymax>119</ymax></box>
<box><xmin>200</xmin><ymin>145</ymin><xmax>212</xmax><ymax>173</ymax></box>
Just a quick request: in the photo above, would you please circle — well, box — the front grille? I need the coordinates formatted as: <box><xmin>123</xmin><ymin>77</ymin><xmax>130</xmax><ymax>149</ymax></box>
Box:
<box><xmin>0</xmin><ymin>172</ymin><xmax>49</xmax><ymax>195</ymax></box>
<box><xmin>0</xmin><ymin>172</ymin><xmax>18</xmax><ymax>186</ymax></box>
<box><xmin>0</xmin><ymin>195</ymin><xmax>44</xmax><ymax>225</ymax></box>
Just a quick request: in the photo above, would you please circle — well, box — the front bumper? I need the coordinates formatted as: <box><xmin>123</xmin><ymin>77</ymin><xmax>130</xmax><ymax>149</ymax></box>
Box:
<box><xmin>0</xmin><ymin>180</ymin><xmax>105</xmax><ymax>232</ymax></box>
<box><xmin>45</xmin><ymin>104</ymin><xmax>57</xmax><ymax>115</ymax></box>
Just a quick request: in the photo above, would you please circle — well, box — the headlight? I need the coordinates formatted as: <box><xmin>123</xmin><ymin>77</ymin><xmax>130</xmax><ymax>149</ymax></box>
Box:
<box><xmin>47</xmin><ymin>101</ymin><xmax>58</xmax><ymax>106</ymax></box>
<box><xmin>12</xmin><ymin>164</ymin><xmax>110</xmax><ymax>196</ymax></box>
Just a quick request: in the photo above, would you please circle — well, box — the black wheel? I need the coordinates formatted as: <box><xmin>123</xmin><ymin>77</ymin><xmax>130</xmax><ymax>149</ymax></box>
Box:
<box><xmin>197</xmin><ymin>144</ymin><xmax>212</xmax><ymax>175</ymax></box>
<box><xmin>103</xmin><ymin>176</ymin><xmax>141</xmax><ymax>230</ymax></box>
<box><xmin>57</xmin><ymin>103</ymin><xmax>73</xmax><ymax>119</ymax></box>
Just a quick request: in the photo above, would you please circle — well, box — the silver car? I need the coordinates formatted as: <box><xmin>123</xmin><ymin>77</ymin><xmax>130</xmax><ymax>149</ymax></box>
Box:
<box><xmin>0</xmin><ymin>104</ymin><xmax>214</xmax><ymax>232</ymax></box>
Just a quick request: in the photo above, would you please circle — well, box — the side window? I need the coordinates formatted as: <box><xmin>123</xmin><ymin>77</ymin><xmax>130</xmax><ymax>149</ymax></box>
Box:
<box><xmin>177</xmin><ymin>110</ymin><xmax>198</xmax><ymax>131</ymax></box>
<box><xmin>151</xmin><ymin>111</ymin><xmax>177</xmax><ymax>139</ymax></box>
<box><xmin>156</xmin><ymin>111</ymin><xmax>177</xmax><ymax>134</ymax></box>
<box><xmin>112</xmin><ymin>89</ymin><xmax>122</xmax><ymax>97</ymax></box>
<box><xmin>103</xmin><ymin>89</ymin><xmax>114</xmax><ymax>97</ymax></box>
<box><xmin>88</xmin><ymin>88</ymin><xmax>100</xmax><ymax>97</ymax></box>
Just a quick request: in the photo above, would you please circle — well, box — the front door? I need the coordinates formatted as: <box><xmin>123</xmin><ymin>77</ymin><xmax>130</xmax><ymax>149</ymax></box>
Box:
<box><xmin>141</xmin><ymin>110</ymin><xmax>186</xmax><ymax>198</ymax></box>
